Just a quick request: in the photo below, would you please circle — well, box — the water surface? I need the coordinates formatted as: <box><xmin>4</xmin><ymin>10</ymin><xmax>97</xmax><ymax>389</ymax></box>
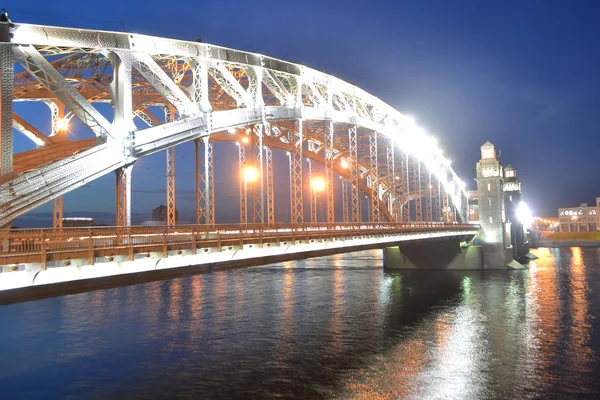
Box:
<box><xmin>1</xmin><ymin>247</ymin><xmax>600</xmax><ymax>399</ymax></box>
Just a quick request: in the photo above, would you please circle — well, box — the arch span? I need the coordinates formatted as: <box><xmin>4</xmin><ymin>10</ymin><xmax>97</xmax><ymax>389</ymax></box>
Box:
<box><xmin>1</xmin><ymin>23</ymin><xmax>469</xmax><ymax>225</ymax></box>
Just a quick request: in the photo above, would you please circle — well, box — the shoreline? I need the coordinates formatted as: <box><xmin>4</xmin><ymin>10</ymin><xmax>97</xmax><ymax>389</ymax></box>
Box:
<box><xmin>532</xmin><ymin>240</ymin><xmax>600</xmax><ymax>248</ymax></box>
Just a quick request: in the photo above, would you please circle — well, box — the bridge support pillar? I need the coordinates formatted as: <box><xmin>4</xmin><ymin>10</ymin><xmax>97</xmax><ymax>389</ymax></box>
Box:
<box><xmin>476</xmin><ymin>142</ymin><xmax>524</xmax><ymax>269</ymax></box>
<box><xmin>383</xmin><ymin>238</ymin><xmax>482</xmax><ymax>270</ymax></box>
<box><xmin>116</xmin><ymin>164</ymin><xmax>133</xmax><ymax>226</ymax></box>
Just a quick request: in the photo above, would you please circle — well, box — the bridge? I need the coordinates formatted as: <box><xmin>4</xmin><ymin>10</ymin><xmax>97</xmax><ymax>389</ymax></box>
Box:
<box><xmin>0</xmin><ymin>21</ymin><xmax>491</xmax><ymax>303</ymax></box>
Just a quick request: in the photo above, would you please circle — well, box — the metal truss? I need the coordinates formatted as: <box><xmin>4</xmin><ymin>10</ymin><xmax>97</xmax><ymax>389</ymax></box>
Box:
<box><xmin>131</xmin><ymin>52</ymin><xmax>197</xmax><ymax>117</ymax></box>
<box><xmin>53</xmin><ymin>196</ymin><xmax>63</xmax><ymax>229</ymax></box>
<box><xmin>415</xmin><ymin>161</ymin><xmax>423</xmax><ymax>222</ymax></box>
<box><xmin>166</xmin><ymin>146</ymin><xmax>176</xmax><ymax>226</ymax></box>
<box><xmin>291</xmin><ymin>120</ymin><xmax>303</xmax><ymax>224</ymax></box>
<box><xmin>265</xmin><ymin>146</ymin><xmax>275</xmax><ymax>225</ymax></box>
<box><xmin>115</xmin><ymin>165</ymin><xmax>132</xmax><ymax>226</ymax></box>
<box><xmin>252</xmin><ymin>124</ymin><xmax>264</xmax><ymax>224</ymax></box>
<box><xmin>386</xmin><ymin>141</ymin><xmax>396</xmax><ymax>222</ymax></box>
<box><xmin>369</xmin><ymin>131</ymin><xmax>380</xmax><ymax>223</ymax></box>
<box><xmin>239</xmin><ymin>142</ymin><xmax>247</xmax><ymax>224</ymax></box>
<box><xmin>14</xmin><ymin>46</ymin><xmax>116</xmax><ymax>139</ymax></box>
<box><xmin>0</xmin><ymin>23</ymin><xmax>472</xmax><ymax>227</ymax></box>
<box><xmin>324</xmin><ymin>121</ymin><xmax>334</xmax><ymax>223</ymax></box>
<box><xmin>348</xmin><ymin>125</ymin><xmax>360</xmax><ymax>223</ymax></box>
<box><xmin>438</xmin><ymin>179</ymin><xmax>443</xmax><ymax>222</ymax></box>
<box><xmin>195</xmin><ymin>137</ymin><xmax>214</xmax><ymax>225</ymax></box>
<box><xmin>188</xmin><ymin>58</ymin><xmax>211</xmax><ymax>112</ymax></box>
<box><xmin>402</xmin><ymin>152</ymin><xmax>410</xmax><ymax>222</ymax></box>
<box><xmin>288</xmin><ymin>151</ymin><xmax>293</xmax><ymax>224</ymax></box>
<box><xmin>164</xmin><ymin>107</ymin><xmax>176</xmax><ymax>226</ymax></box>
<box><xmin>443</xmin><ymin>192</ymin><xmax>450</xmax><ymax>222</ymax></box>
<box><xmin>342</xmin><ymin>179</ymin><xmax>349</xmax><ymax>222</ymax></box>
<box><xmin>308</xmin><ymin>159</ymin><xmax>316</xmax><ymax>223</ymax></box>
<box><xmin>0</xmin><ymin>32</ymin><xmax>13</xmax><ymax>175</ymax></box>
<box><xmin>426</xmin><ymin>171</ymin><xmax>433</xmax><ymax>222</ymax></box>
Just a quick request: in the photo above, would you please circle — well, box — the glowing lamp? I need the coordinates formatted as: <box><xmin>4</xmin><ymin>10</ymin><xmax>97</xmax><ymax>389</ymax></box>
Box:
<box><xmin>340</xmin><ymin>158</ymin><xmax>349</xmax><ymax>169</ymax></box>
<box><xmin>243</xmin><ymin>166</ymin><xmax>259</xmax><ymax>183</ymax></box>
<box><xmin>311</xmin><ymin>177</ymin><xmax>325</xmax><ymax>192</ymax></box>
<box><xmin>516</xmin><ymin>202</ymin><xmax>533</xmax><ymax>227</ymax></box>
<box><xmin>56</xmin><ymin>117</ymin><xmax>69</xmax><ymax>132</ymax></box>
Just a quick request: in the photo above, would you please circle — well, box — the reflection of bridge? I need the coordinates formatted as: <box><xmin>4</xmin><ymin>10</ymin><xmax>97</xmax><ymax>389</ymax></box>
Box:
<box><xmin>0</xmin><ymin>22</ymin><xmax>481</xmax><ymax>300</ymax></box>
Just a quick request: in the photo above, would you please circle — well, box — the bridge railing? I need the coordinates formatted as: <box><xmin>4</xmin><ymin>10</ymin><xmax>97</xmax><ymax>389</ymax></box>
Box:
<box><xmin>0</xmin><ymin>222</ymin><xmax>477</xmax><ymax>268</ymax></box>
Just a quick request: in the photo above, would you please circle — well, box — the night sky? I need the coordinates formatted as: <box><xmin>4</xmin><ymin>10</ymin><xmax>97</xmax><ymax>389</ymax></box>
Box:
<box><xmin>8</xmin><ymin>0</ymin><xmax>600</xmax><ymax>225</ymax></box>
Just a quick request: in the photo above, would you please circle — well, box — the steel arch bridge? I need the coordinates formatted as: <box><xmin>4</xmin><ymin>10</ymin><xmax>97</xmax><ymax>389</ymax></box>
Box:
<box><xmin>0</xmin><ymin>22</ymin><xmax>469</xmax><ymax>229</ymax></box>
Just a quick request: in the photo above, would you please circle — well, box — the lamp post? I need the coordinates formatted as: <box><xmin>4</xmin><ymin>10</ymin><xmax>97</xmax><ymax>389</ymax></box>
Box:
<box><xmin>242</xmin><ymin>164</ymin><xmax>258</xmax><ymax>224</ymax></box>
<box><xmin>311</xmin><ymin>177</ymin><xmax>325</xmax><ymax>223</ymax></box>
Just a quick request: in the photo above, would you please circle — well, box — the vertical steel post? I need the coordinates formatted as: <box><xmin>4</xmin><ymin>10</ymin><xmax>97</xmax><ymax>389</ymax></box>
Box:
<box><xmin>291</xmin><ymin>120</ymin><xmax>304</xmax><ymax>224</ymax></box>
<box><xmin>325</xmin><ymin>121</ymin><xmax>334</xmax><ymax>223</ymax></box>
<box><xmin>163</xmin><ymin>107</ymin><xmax>176</xmax><ymax>226</ymax></box>
<box><xmin>189</xmin><ymin>58</ymin><xmax>211</xmax><ymax>112</ymax></box>
<box><xmin>369</xmin><ymin>131</ymin><xmax>380</xmax><ymax>223</ymax></box>
<box><xmin>0</xmin><ymin>27</ymin><xmax>13</xmax><ymax>175</ymax></box>
<box><xmin>53</xmin><ymin>196</ymin><xmax>63</xmax><ymax>229</ymax></box>
<box><xmin>415</xmin><ymin>161</ymin><xmax>422</xmax><ymax>222</ymax></box>
<box><xmin>195</xmin><ymin>138</ymin><xmax>206</xmax><ymax>224</ymax></box>
<box><xmin>438</xmin><ymin>178</ymin><xmax>442</xmax><ymax>222</ymax></box>
<box><xmin>386</xmin><ymin>141</ymin><xmax>396</xmax><ymax>222</ymax></box>
<box><xmin>402</xmin><ymin>152</ymin><xmax>410</xmax><ymax>222</ymax></box>
<box><xmin>51</xmin><ymin>101</ymin><xmax>64</xmax><ymax>228</ymax></box>
<box><xmin>265</xmin><ymin>145</ymin><xmax>275</xmax><ymax>225</ymax></box>
<box><xmin>426</xmin><ymin>171</ymin><xmax>433</xmax><ymax>222</ymax></box>
<box><xmin>204</xmin><ymin>137</ymin><xmax>214</xmax><ymax>224</ymax></box>
<box><xmin>443</xmin><ymin>192</ymin><xmax>449</xmax><ymax>222</ymax></box>
<box><xmin>288</xmin><ymin>152</ymin><xmax>293</xmax><ymax>223</ymax></box>
<box><xmin>252</xmin><ymin>124</ymin><xmax>264</xmax><ymax>224</ymax></box>
<box><xmin>348</xmin><ymin>125</ymin><xmax>360</xmax><ymax>223</ymax></box>
<box><xmin>308</xmin><ymin>159</ymin><xmax>316</xmax><ymax>223</ymax></box>
<box><xmin>116</xmin><ymin>165</ymin><xmax>133</xmax><ymax>226</ymax></box>
<box><xmin>239</xmin><ymin>143</ymin><xmax>247</xmax><ymax>224</ymax></box>
<box><xmin>166</xmin><ymin>146</ymin><xmax>176</xmax><ymax>226</ymax></box>
<box><xmin>342</xmin><ymin>178</ymin><xmax>349</xmax><ymax>223</ymax></box>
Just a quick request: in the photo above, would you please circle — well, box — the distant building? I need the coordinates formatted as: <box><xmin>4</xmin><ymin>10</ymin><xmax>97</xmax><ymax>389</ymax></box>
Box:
<box><xmin>62</xmin><ymin>217</ymin><xmax>94</xmax><ymax>228</ymax></box>
<box><xmin>152</xmin><ymin>204</ymin><xmax>178</xmax><ymax>224</ymax></box>
<box><xmin>558</xmin><ymin>197</ymin><xmax>600</xmax><ymax>232</ymax></box>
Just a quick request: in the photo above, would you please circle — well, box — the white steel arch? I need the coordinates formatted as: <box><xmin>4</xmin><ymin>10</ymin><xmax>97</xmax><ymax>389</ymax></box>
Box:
<box><xmin>0</xmin><ymin>23</ymin><xmax>469</xmax><ymax>226</ymax></box>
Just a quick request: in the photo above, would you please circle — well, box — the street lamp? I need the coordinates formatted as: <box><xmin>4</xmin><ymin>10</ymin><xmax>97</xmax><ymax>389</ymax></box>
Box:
<box><xmin>311</xmin><ymin>177</ymin><xmax>325</xmax><ymax>223</ymax></box>
<box><xmin>243</xmin><ymin>165</ymin><xmax>258</xmax><ymax>183</ymax></box>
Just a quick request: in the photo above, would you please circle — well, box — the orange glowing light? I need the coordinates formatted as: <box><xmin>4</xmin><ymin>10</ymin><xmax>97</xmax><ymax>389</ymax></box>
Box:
<box><xmin>243</xmin><ymin>166</ymin><xmax>259</xmax><ymax>183</ymax></box>
<box><xmin>311</xmin><ymin>177</ymin><xmax>325</xmax><ymax>192</ymax></box>
<box><xmin>241</xmin><ymin>136</ymin><xmax>250</xmax><ymax>144</ymax></box>
<box><xmin>56</xmin><ymin>117</ymin><xmax>69</xmax><ymax>132</ymax></box>
<box><xmin>340</xmin><ymin>158</ymin><xmax>349</xmax><ymax>169</ymax></box>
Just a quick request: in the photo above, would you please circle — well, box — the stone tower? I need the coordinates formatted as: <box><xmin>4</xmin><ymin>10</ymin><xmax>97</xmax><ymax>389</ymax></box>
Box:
<box><xmin>503</xmin><ymin>165</ymin><xmax>528</xmax><ymax>261</ymax></box>
<box><xmin>475</xmin><ymin>142</ymin><xmax>512</xmax><ymax>268</ymax></box>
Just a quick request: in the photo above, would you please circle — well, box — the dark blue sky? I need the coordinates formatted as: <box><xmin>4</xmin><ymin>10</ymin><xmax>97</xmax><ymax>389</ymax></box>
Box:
<box><xmin>8</xmin><ymin>0</ymin><xmax>600</xmax><ymax>224</ymax></box>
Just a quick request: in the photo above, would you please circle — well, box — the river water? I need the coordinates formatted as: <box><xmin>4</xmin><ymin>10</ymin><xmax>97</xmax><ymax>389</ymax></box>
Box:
<box><xmin>1</xmin><ymin>247</ymin><xmax>600</xmax><ymax>399</ymax></box>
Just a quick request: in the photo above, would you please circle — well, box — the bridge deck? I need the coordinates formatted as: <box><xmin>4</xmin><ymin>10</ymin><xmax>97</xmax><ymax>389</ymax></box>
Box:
<box><xmin>0</xmin><ymin>222</ymin><xmax>475</xmax><ymax>267</ymax></box>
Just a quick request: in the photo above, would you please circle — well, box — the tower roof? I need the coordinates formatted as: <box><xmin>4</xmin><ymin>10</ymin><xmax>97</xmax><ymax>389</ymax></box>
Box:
<box><xmin>480</xmin><ymin>141</ymin><xmax>497</xmax><ymax>159</ymax></box>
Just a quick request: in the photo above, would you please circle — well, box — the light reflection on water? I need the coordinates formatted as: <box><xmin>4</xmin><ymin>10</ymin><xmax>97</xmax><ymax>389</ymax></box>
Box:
<box><xmin>1</xmin><ymin>248</ymin><xmax>600</xmax><ymax>399</ymax></box>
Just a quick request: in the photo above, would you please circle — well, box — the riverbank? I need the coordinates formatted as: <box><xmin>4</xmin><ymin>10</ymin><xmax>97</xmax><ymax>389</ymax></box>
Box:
<box><xmin>533</xmin><ymin>240</ymin><xmax>600</xmax><ymax>248</ymax></box>
<box><xmin>532</xmin><ymin>231</ymin><xmax>600</xmax><ymax>248</ymax></box>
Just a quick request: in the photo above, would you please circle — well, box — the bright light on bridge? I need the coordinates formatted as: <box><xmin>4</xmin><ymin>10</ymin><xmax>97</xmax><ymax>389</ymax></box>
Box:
<box><xmin>311</xmin><ymin>177</ymin><xmax>326</xmax><ymax>192</ymax></box>
<box><xmin>56</xmin><ymin>117</ymin><xmax>69</xmax><ymax>132</ymax></box>
<box><xmin>243</xmin><ymin>166</ymin><xmax>259</xmax><ymax>183</ymax></box>
<box><xmin>517</xmin><ymin>202</ymin><xmax>533</xmax><ymax>227</ymax></box>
